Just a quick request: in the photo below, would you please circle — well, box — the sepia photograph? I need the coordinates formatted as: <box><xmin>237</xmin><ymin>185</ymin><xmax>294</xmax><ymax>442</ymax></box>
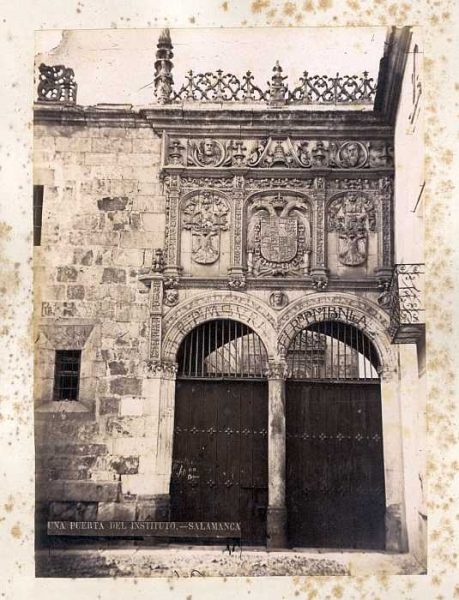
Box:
<box><xmin>31</xmin><ymin>25</ymin><xmax>427</xmax><ymax>579</ymax></box>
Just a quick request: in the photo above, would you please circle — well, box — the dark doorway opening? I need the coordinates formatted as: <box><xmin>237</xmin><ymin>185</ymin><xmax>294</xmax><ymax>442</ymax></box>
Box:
<box><xmin>170</xmin><ymin>319</ymin><xmax>269</xmax><ymax>545</ymax></box>
<box><xmin>285</xmin><ymin>321</ymin><xmax>386</xmax><ymax>549</ymax></box>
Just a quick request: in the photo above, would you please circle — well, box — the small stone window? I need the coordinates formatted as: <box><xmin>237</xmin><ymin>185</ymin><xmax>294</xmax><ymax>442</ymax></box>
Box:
<box><xmin>33</xmin><ymin>185</ymin><xmax>44</xmax><ymax>246</ymax></box>
<box><xmin>53</xmin><ymin>350</ymin><xmax>82</xmax><ymax>401</ymax></box>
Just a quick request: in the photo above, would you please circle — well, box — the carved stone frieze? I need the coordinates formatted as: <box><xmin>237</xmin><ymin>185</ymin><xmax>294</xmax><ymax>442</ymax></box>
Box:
<box><xmin>327</xmin><ymin>192</ymin><xmax>376</xmax><ymax>266</ymax></box>
<box><xmin>146</xmin><ymin>360</ymin><xmax>178</xmax><ymax>379</ymax></box>
<box><xmin>182</xmin><ymin>192</ymin><xmax>230</xmax><ymax>264</ymax></box>
<box><xmin>165</xmin><ymin>136</ymin><xmax>393</xmax><ymax>170</ymax></box>
<box><xmin>247</xmin><ymin>192</ymin><xmax>312</xmax><ymax>277</ymax></box>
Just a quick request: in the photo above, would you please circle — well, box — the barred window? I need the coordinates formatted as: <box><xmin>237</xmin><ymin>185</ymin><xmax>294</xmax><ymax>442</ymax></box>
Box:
<box><xmin>33</xmin><ymin>185</ymin><xmax>44</xmax><ymax>246</ymax></box>
<box><xmin>53</xmin><ymin>350</ymin><xmax>81</xmax><ymax>401</ymax></box>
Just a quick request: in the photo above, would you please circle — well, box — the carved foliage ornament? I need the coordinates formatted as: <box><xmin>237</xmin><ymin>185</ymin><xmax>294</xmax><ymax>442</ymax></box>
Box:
<box><xmin>247</xmin><ymin>192</ymin><xmax>311</xmax><ymax>277</ymax></box>
<box><xmin>182</xmin><ymin>192</ymin><xmax>229</xmax><ymax>264</ymax></box>
<box><xmin>328</xmin><ymin>192</ymin><xmax>376</xmax><ymax>266</ymax></box>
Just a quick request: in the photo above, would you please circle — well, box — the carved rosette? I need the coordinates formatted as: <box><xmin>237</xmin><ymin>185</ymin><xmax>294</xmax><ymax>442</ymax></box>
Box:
<box><xmin>182</xmin><ymin>191</ymin><xmax>230</xmax><ymax>264</ymax></box>
<box><xmin>327</xmin><ymin>192</ymin><xmax>376</xmax><ymax>266</ymax></box>
<box><xmin>247</xmin><ymin>192</ymin><xmax>312</xmax><ymax>277</ymax></box>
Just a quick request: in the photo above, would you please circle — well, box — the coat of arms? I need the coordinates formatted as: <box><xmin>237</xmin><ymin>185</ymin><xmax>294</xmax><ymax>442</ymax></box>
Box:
<box><xmin>182</xmin><ymin>192</ymin><xmax>229</xmax><ymax>265</ymax></box>
<box><xmin>247</xmin><ymin>193</ymin><xmax>311</xmax><ymax>277</ymax></box>
<box><xmin>328</xmin><ymin>192</ymin><xmax>376</xmax><ymax>266</ymax></box>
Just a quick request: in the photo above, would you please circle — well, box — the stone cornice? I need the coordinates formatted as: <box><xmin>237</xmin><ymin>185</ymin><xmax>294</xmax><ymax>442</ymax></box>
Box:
<box><xmin>168</xmin><ymin>276</ymin><xmax>384</xmax><ymax>292</ymax></box>
<box><xmin>33</xmin><ymin>101</ymin><xmax>394</xmax><ymax>137</ymax></box>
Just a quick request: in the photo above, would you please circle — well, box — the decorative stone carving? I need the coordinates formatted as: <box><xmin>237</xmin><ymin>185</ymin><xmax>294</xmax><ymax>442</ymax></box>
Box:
<box><xmin>312</xmin><ymin>274</ymin><xmax>328</xmax><ymax>290</ymax></box>
<box><xmin>146</xmin><ymin>360</ymin><xmax>178</xmax><ymax>378</ymax></box>
<box><xmin>37</xmin><ymin>64</ymin><xmax>78</xmax><ymax>103</ymax></box>
<box><xmin>269</xmin><ymin>291</ymin><xmax>289</xmax><ymax>310</ymax></box>
<box><xmin>246</xmin><ymin>177</ymin><xmax>314</xmax><ymax>189</ymax></box>
<box><xmin>166</xmin><ymin>137</ymin><xmax>393</xmax><ymax>170</ymax></box>
<box><xmin>154</xmin><ymin>29</ymin><xmax>174</xmax><ymax>104</ymax></box>
<box><xmin>328</xmin><ymin>192</ymin><xmax>376</xmax><ymax>266</ymax></box>
<box><xmin>265</xmin><ymin>361</ymin><xmax>289</xmax><ymax>380</ymax></box>
<box><xmin>228</xmin><ymin>275</ymin><xmax>247</xmax><ymax>290</ymax></box>
<box><xmin>180</xmin><ymin>176</ymin><xmax>234</xmax><ymax>190</ymax></box>
<box><xmin>163</xmin><ymin>276</ymin><xmax>180</xmax><ymax>289</ymax></box>
<box><xmin>182</xmin><ymin>192</ymin><xmax>229</xmax><ymax>264</ymax></box>
<box><xmin>152</xmin><ymin>248</ymin><xmax>165</xmax><ymax>273</ymax></box>
<box><xmin>164</xmin><ymin>289</ymin><xmax>179</xmax><ymax>306</ymax></box>
<box><xmin>330</xmin><ymin>141</ymin><xmax>368</xmax><ymax>169</ymax></box>
<box><xmin>188</xmin><ymin>139</ymin><xmax>227</xmax><ymax>167</ymax></box>
<box><xmin>247</xmin><ymin>192</ymin><xmax>311</xmax><ymax>277</ymax></box>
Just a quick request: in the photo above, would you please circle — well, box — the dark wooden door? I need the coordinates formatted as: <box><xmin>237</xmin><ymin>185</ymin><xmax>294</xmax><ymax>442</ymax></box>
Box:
<box><xmin>286</xmin><ymin>382</ymin><xmax>386</xmax><ymax>549</ymax></box>
<box><xmin>170</xmin><ymin>380</ymin><xmax>268</xmax><ymax>545</ymax></box>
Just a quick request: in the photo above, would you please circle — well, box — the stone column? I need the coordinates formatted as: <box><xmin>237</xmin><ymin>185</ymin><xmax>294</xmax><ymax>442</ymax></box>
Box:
<box><xmin>266</xmin><ymin>360</ymin><xmax>288</xmax><ymax>549</ymax></box>
<box><xmin>379</xmin><ymin>365</ymin><xmax>409</xmax><ymax>552</ymax></box>
<box><xmin>310</xmin><ymin>177</ymin><xmax>328</xmax><ymax>288</ymax></box>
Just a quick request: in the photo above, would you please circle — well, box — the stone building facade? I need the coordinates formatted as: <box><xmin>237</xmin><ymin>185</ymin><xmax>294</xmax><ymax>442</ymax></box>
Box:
<box><xmin>33</xmin><ymin>27</ymin><xmax>426</xmax><ymax>568</ymax></box>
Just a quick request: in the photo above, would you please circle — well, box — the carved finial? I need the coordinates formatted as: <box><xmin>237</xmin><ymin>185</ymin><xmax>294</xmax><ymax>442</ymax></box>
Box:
<box><xmin>154</xmin><ymin>29</ymin><xmax>174</xmax><ymax>104</ymax></box>
<box><xmin>269</xmin><ymin>61</ymin><xmax>288</xmax><ymax>105</ymax></box>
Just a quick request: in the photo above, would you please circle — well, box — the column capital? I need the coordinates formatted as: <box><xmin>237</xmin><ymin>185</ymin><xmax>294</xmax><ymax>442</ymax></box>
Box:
<box><xmin>265</xmin><ymin>360</ymin><xmax>289</xmax><ymax>380</ymax></box>
<box><xmin>145</xmin><ymin>360</ymin><xmax>178</xmax><ymax>380</ymax></box>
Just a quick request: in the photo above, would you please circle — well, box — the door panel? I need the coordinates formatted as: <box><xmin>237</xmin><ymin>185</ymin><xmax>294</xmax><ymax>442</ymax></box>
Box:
<box><xmin>170</xmin><ymin>380</ymin><xmax>268</xmax><ymax>545</ymax></box>
<box><xmin>286</xmin><ymin>382</ymin><xmax>385</xmax><ymax>549</ymax></box>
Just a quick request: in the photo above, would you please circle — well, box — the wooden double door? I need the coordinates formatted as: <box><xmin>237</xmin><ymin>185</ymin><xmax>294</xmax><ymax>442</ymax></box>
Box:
<box><xmin>170</xmin><ymin>379</ymin><xmax>268</xmax><ymax>545</ymax></box>
<box><xmin>170</xmin><ymin>379</ymin><xmax>385</xmax><ymax>549</ymax></box>
<box><xmin>286</xmin><ymin>381</ymin><xmax>386</xmax><ymax>549</ymax></box>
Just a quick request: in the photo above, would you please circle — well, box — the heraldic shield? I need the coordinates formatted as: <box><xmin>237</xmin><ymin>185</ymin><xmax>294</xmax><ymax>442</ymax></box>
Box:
<box><xmin>260</xmin><ymin>216</ymin><xmax>298</xmax><ymax>263</ymax></box>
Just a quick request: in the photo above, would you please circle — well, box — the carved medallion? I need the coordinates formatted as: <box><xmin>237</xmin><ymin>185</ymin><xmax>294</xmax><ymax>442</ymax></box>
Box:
<box><xmin>182</xmin><ymin>192</ymin><xmax>229</xmax><ymax>264</ymax></box>
<box><xmin>269</xmin><ymin>291</ymin><xmax>289</xmax><ymax>310</ymax></box>
<box><xmin>328</xmin><ymin>193</ymin><xmax>376</xmax><ymax>266</ymax></box>
<box><xmin>164</xmin><ymin>289</ymin><xmax>179</xmax><ymax>306</ymax></box>
<box><xmin>247</xmin><ymin>192</ymin><xmax>311</xmax><ymax>277</ymax></box>
<box><xmin>188</xmin><ymin>139</ymin><xmax>225</xmax><ymax>167</ymax></box>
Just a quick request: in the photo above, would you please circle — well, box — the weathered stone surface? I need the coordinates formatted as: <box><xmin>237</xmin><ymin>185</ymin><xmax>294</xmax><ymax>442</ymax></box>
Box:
<box><xmin>62</xmin><ymin>481</ymin><xmax>120</xmax><ymax>502</ymax></box>
<box><xmin>49</xmin><ymin>501</ymin><xmax>98</xmax><ymax>521</ymax></box>
<box><xmin>56</xmin><ymin>266</ymin><xmax>78</xmax><ymax>282</ymax></box>
<box><xmin>97</xmin><ymin>196</ymin><xmax>129</xmax><ymax>211</ymax></box>
<box><xmin>109</xmin><ymin>378</ymin><xmax>142</xmax><ymax>396</ymax></box>
<box><xmin>108</xmin><ymin>361</ymin><xmax>128</xmax><ymax>375</ymax></box>
<box><xmin>49</xmin><ymin>469</ymin><xmax>91</xmax><ymax>481</ymax></box>
<box><xmin>72</xmin><ymin>249</ymin><xmax>94</xmax><ymax>265</ymax></box>
<box><xmin>105</xmin><ymin>416</ymin><xmax>145</xmax><ymax>438</ymax></box>
<box><xmin>54</xmin><ymin>444</ymin><xmax>108</xmax><ymax>456</ymax></box>
<box><xmin>97</xmin><ymin>501</ymin><xmax>136</xmax><ymax>521</ymax></box>
<box><xmin>67</xmin><ymin>285</ymin><xmax>85</xmax><ymax>300</ymax></box>
<box><xmin>101</xmin><ymin>267</ymin><xmax>126</xmax><ymax>284</ymax></box>
<box><xmin>108</xmin><ymin>455</ymin><xmax>140</xmax><ymax>475</ymax></box>
<box><xmin>99</xmin><ymin>397</ymin><xmax>120</xmax><ymax>416</ymax></box>
<box><xmin>42</xmin><ymin>455</ymin><xmax>98</xmax><ymax>470</ymax></box>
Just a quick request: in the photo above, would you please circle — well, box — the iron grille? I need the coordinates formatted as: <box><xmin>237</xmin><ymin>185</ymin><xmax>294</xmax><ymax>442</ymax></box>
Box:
<box><xmin>287</xmin><ymin>321</ymin><xmax>379</xmax><ymax>381</ymax></box>
<box><xmin>177</xmin><ymin>319</ymin><xmax>269</xmax><ymax>379</ymax></box>
<box><xmin>53</xmin><ymin>350</ymin><xmax>82</xmax><ymax>400</ymax></box>
<box><xmin>33</xmin><ymin>185</ymin><xmax>44</xmax><ymax>247</ymax></box>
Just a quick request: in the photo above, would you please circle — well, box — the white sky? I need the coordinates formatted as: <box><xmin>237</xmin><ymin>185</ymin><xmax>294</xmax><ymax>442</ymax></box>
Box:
<box><xmin>35</xmin><ymin>27</ymin><xmax>386</xmax><ymax>106</ymax></box>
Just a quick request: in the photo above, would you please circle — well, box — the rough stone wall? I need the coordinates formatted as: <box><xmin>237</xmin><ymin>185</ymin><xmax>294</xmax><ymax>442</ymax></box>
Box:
<box><xmin>33</xmin><ymin>123</ymin><xmax>167</xmax><ymax>540</ymax></box>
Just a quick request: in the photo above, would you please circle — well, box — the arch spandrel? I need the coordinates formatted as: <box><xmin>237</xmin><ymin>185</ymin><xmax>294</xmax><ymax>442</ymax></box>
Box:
<box><xmin>161</xmin><ymin>291</ymin><xmax>278</xmax><ymax>362</ymax></box>
<box><xmin>276</xmin><ymin>291</ymin><xmax>396</xmax><ymax>372</ymax></box>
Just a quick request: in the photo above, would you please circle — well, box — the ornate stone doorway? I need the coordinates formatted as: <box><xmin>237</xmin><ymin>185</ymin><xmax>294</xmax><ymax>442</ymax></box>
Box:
<box><xmin>170</xmin><ymin>319</ymin><xmax>269</xmax><ymax>545</ymax></box>
<box><xmin>285</xmin><ymin>321</ymin><xmax>386</xmax><ymax>549</ymax></box>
